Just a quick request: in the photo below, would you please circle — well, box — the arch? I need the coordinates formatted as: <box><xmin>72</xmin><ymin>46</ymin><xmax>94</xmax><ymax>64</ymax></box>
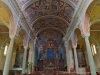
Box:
<box><xmin>89</xmin><ymin>37</ymin><xmax>99</xmax><ymax>47</ymax></box>
<box><xmin>35</xmin><ymin>27</ymin><xmax>65</xmax><ymax>37</ymax></box>
<box><xmin>86</xmin><ymin>0</ymin><xmax>100</xmax><ymax>17</ymax></box>
<box><xmin>90</xmin><ymin>20</ymin><xmax>100</xmax><ymax>26</ymax></box>
<box><xmin>17</xmin><ymin>28</ymin><xmax>26</xmax><ymax>40</ymax></box>
<box><xmin>31</xmin><ymin>15</ymin><xmax>69</xmax><ymax>27</ymax></box>
<box><xmin>0</xmin><ymin>1</ymin><xmax>14</xmax><ymax>28</ymax></box>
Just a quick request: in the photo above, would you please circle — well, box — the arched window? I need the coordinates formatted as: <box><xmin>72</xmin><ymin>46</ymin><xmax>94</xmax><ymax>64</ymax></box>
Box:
<box><xmin>91</xmin><ymin>43</ymin><xmax>97</xmax><ymax>56</ymax></box>
<box><xmin>4</xmin><ymin>43</ymin><xmax>9</xmax><ymax>56</ymax></box>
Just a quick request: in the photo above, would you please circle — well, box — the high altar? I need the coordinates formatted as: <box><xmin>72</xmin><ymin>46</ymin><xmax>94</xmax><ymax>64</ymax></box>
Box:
<box><xmin>37</xmin><ymin>38</ymin><xmax>65</xmax><ymax>72</ymax></box>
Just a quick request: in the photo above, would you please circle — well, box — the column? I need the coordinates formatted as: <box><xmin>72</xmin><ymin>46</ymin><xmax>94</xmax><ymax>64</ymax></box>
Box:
<box><xmin>73</xmin><ymin>46</ymin><xmax>79</xmax><ymax>74</ymax></box>
<box><xmin>22</xmin><ymin>35</ymin><xmax>29</xmax><ymax>74</ymax></box>
<box><xmin>28</xmin><ymin>49</ymin><xmax>32</xmax><ymax>74</ymax></box>
<box><xmin>71</xmin><ymin>33</ymin><xmax>79</xmax><ymax>73</ymax></box>
<box><xmin>22</xmin><ymin>47</ymin><xmax>28</xmax><ymax>74</ymax></box>
<box><xmin>31</xmin><ymin>38</ymin><xmax>36</xmax><ymax>72</ymax></box>
<box><xmin>64</xmin><ymin>41</ymin><xmax>70</xmax><ymax>73</ymax></box>
<box><xmin>28</xmin><ymin>41</ymin><xmax>33</xmax><ymax>74</ymax></box>
<box><xmin>85</xmin><ymin>36</ymin><xmax>96</xmax><ymax>75</ymax></box>
<box><xmin>3</xmin><ymin>36</ymin><xmax>15</xmax><ymax>75</ymax></box>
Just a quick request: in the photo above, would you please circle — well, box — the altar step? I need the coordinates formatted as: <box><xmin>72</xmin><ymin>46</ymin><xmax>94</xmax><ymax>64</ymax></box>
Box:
<box><xmin>24</xmin><ymin>73</ymin><xmax>78</xmax><ymax>75</ymax></box>
<box><xmin>23</xmin><ymin>74</ymin><xmax>78</xmax><ymax>75</ymax></box>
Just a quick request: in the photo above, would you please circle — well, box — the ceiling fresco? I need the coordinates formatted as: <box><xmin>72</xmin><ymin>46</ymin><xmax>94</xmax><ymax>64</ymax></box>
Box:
<box><xmin>18</xmin><ymin>0</ymin><xmax>28</xmax><ymax>6</ymax></box>
<box><xmin>25</xmin><ymin>0</ymin><xmax>74</xmax><ymax>24</ymax></box>
<box><xmin>37</xmin><ymin>28</ymin><xmax>63</xmax><ymax>49</ymax></box>
<box><xmin>33</xmin><ymin>17</ymin><xmax>68</xmax><ymax>34</ymax></box>
<box><xmin>18</xmin><ymin>0</ymin><xmax>79</xmax><ymax>7</ymax></box>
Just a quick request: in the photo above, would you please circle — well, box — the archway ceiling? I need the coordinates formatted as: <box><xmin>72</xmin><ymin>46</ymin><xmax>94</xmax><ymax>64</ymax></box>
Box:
<box><xmin>87</xmin><ymin>0</ymin><xmax>100</xmax><ymax>24</ymax></box>
<box><xmin>0</xmin><ymin>1</ymin><xmax>23</xmax><ymax>49</ymax></box>
<box><xmin>38</xmin><ymin>28</ymin><xmax>63</xmax><ymax>39</ymax></box>
<box><xmin>86</xmin><ymin>0</ymin><xmax>100</xmax><ymax>47</ymax></box>
<box><xmin>0</xmin><ymin>1</ymin><xmax>12</xmax><ymax>27</ymax></box>
<box><xmin>33</xmin><ymin>17</ymin><xmax>68</xmax><ymax>35</ymax></box>
<box><xmin>18</xmin><ymin>0</ymin><xmax>75</xmax><ymax>35</ymax></box>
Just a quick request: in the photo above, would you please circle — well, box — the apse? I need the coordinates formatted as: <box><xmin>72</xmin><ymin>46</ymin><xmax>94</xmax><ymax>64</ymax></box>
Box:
<box><xmin>34</xmin><ymin>29</ymin><xmax>66</xmax><ymax>71</ymax></box>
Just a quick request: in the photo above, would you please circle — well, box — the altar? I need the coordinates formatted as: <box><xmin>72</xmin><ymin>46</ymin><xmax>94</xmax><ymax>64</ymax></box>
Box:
<box><xmin>37</xmin><ymin>39</ymin><xmax>65</xmax><ymax>71</ymax></box>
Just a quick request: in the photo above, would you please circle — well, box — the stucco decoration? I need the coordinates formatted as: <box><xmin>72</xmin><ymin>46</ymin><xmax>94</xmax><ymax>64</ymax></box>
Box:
<box><xmin>25</xmin><ymin>0</ymin><xmax>74</xmax><ymax>24</ymax></box>
<box><xmin>33</xmin><ymin>18</ymin><xmax>68</xmax><ymax>34</ymax></box>
<box><xmin>70</xmin><ymin>33</ymin><xmax>77</xmax><ymax>48</ymax></box>
<box><xmin>9</xmin><ymin>16</ymin><xmax>17</xmax><ymax>38</ymax></box>
<box><xmin>79</xmin><ymin>14</ymin><xmax>90</xmax><ymax>37</ymax></box>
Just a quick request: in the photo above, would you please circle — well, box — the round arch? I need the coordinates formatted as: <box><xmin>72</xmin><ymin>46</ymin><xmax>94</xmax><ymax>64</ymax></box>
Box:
<box><xmin>35</xmin><ymin>27</ymin><xmax>65</xmax><ymax>37</ymax></box>
<box><xmin>31</xmin><ymin>15</ymin><xmax>69</xmax><ymax>27</ymax></box>
<box><xmin>0</xmin><ymin>1</ymin><xmax>14</xmax><ymax>28</ymax></box>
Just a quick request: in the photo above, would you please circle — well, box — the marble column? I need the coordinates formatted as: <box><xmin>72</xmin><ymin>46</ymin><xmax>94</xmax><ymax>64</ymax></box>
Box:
<box><xmin>73</xmin><ymin>46</ymin><xmax>79</xmax><ymax>73</ymax></box>
<box><xmin>22</xmin><ymin>35</ymin><xmax>29</xmax><ymax>74</ymax></box>
<box><xmin>28</xmin><ymin>50</ymin><xmax>32</xmax><ymax>74</ymax></box>
<box><xmin>64</xmin><ymin>41</ymin><xmax>70</xmax><ymax>73</ymax></box>
<box><xmin>28</xmin><ymin>41</ymin><xmax>33</xmax><ymax>74</ymax></box>
<box><xmin>71</xmin><ymin>33</ymin><xmax>79</xmax><ymax>73</ymax></box>
<box><xmin>3</xmin><ymin>36</ymin><xmax>15</xmax><ymax>75</ymax></box>
<box><xmin>22</xmin><ymin>47</ymin><xmax>28</xmax><ymax>74</ymax></box>
<box><xmin>32</xmin><ymin>38</ymin><xmax>36</xmax><ymax>72</ymax></box>
<box><xmin>85</xmin><ymin>36</ymin><xmax>96</xmax><ymax>75</ymax></box>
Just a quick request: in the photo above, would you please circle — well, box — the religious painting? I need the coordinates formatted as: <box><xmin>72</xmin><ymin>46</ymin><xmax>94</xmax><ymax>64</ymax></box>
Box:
<box><xmin>16</xmin><ymin>51</ymin><xmax>23</xmax><ymax>67</ymax></box>
<box><xmin>47</xmin><ymin>49</ymin><xmax>55</xmax><ymax>59</ymax></box>
<box><xmin>77</xmin><ymin>50</ymin><xmax>86</xmax><ymax>67</ymax></box>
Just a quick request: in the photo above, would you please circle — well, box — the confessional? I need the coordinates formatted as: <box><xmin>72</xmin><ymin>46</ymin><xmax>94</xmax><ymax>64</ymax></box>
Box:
<box><xmin>38</xmin><ymin>39</ymin><xmax>64</xmax><ymax>71</ymax></box>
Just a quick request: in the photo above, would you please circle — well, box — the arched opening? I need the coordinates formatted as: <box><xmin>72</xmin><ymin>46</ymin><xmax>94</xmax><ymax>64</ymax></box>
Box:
<box><xmin>74</xmin><ymin>28</ymin><xmax>87</xmax><ymax>68</ymax></box>
<box><xmin>0</xmin><ymin>25</ymin><xmax>9</xmax><ymax>70</ymax></box>
<box><xmin>86</xmin><ymin>0</ymin><xmax>100</xmax><ymax>73</ymax></box>
<box><xmin>34</xmin><ymin>28</ymin><xmax>66</xmax><ymax>71</ymax></box>
<box><xmin>90</xmin><ymin>23</ymin><xmax>100</xmax><ymax>72</ymax></box>
<box><xmin>14</xmin><ymin>29</ymin><xmax>26</xmax><ymax>68</ymax></box>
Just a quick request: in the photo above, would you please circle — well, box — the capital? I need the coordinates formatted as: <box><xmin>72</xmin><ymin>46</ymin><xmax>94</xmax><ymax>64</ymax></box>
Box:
<box><xmin>81</xmin><ymin>33</ymin><xmax>90</xmax><ymax>38</ymax></box>
<box><xmin>9</xmin><ymin>35</ymin><xmax>15</xmax><ymax>39</ymax></box>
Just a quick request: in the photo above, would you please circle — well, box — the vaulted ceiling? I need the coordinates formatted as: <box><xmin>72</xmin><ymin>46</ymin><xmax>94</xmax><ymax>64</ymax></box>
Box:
<box><xmin>17</xmin><ymin>0</ymin><xmax>79</xmax><ymax>37</ymax></box>
<box><xmin>1</xmin><ymin>0</ymin><xmax>100</xmax><ymax>49</ymax></box>
<box><xmin>87</xmin><ymin>0</ymin><xmax>100</xmax><ymax>24</ymax></box>
<box><xmin>0</xmin><ymin>1</ymin><xmax>12</xmax><ymax>27</ymax></box>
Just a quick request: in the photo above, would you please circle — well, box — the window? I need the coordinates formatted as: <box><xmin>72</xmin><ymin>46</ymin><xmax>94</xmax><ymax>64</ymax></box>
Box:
<box><xmin>4</xmin><ymin>44</ymin><xmax>9</xmax><ymax>56</ymax></box>
<box><xmin>91</xmin><ymin>43</ymin><xmax>97</xmax><ymax>56</ymax></box>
